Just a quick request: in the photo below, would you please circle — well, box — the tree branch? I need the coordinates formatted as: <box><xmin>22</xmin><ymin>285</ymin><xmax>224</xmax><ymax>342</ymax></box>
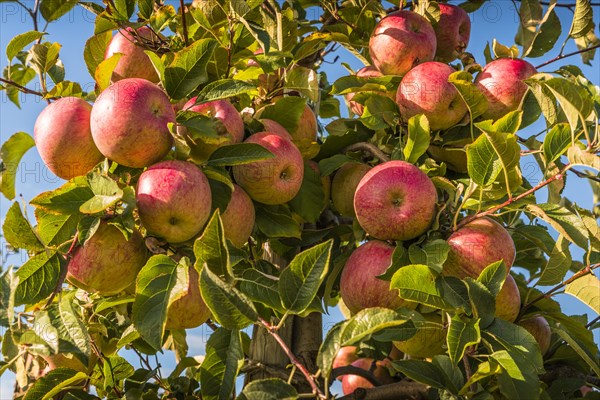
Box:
<box><xmin>536</xmin><ymin>43</ymin><xmax>600</xmax><ymax>69</ymax></box>
<box><xmin>330</xmin><ymin>365</ymin><xmax>382</xmax><ymax>386</ymax></box>
<box><xmin>344</xmin><ymin>142</ymin><xmax>390</xmax><ymax>163</ymax></box>
<box><xmin>337</xmin><ymin>381</ymin><xmax>429</xmax><ymax>400</ymax></box>
<box><xmin>179</xmin><ymin>0</ymin><xmax>189</xmax><ymax>46</ymax></box>
<box><xmin>0</xmin><ymin>77</ymin><xmax>47</xmax><ymax>98</ymax></box>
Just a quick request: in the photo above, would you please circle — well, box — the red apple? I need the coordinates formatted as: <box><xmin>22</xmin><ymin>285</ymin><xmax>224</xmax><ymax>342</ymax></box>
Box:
<box><xmin>68</xmin><ymin>221</ymin><xmax>148</xmax><ymax>295</ymax></box>
<box><xmin>332</xmin><ymin>163</ymin><xmax>371</xmax><ymax>217</ymax></box>
<box><xmin>518</xmin><ymin>316</ymin><xmax>551</xmax><ymax>355</ymax></box>
<box><xmin>165</xmin><ymin>266</ymin><xmax>211</xmax><ymax>329</ymax></box>
<box><xmin>354</xmin><ymin>160</ymin><xmax>437</xmax><ymax>241</ymax></box>
<box><xmin>90</xmin><ymin>78</ymin><xmax>175</xmax><ymax>168</ymax></box>
<box><xmin>221</xmin><ymin>184</ymin><xmax>255</xmax><ymax>247</ymax></box>
<box><xmin>136</xmin><ymin>160</ymin><xmax>212</xmax><ymax>243</ymax></box>
<box><xmin>260</xmin><ymin>119</ymin><xmax>292</xmax><ymax>140</ymax></box>
<box><xmin>333</xmin><ymin>346</ymin><xmax>359</xmax><ymax>380</ymax></box>
<box><xmin>34</xmin><ymin>97</ymin><xmax>104</xmax><ymax>180</ymax></box>
<box><xmin>396</xmin><ymin>61</ymin><xmax>468</xmax><ymax>131</ymax></box>
<box><xmin>345</xmin><ymin>66</ymin><xmax>393</xmax><ymax>116</ymax></box>
<box><xmin>495</xmin><ymin>274</ymin><xmax>521</xmax><ymax>322</ymax></box>
<box><xmin>341</xmin><ymin>358</ymin><xmax>394</xmax><ymax>394</ymax></box>
<box><xmin>340</xmin><ymin>240</ymin><xmax>412</xmax><ymax>314</ymax></box>
<box><xmin>475</xmin><ymin>58</ymin><xmax>537</xmax><ymax>120</ymax></box>
<box><xmin>369</xmin><ymin>10</ymin><xmax>437</xmax><ymax>76</ymax></box>
<box><xmin>444</xmin><ymin>217</ymin><xmax>515</xmax><ymax>279</ymax></box>
<box><xmin>289</xmin><ymin>104</ymin><xmax>318</xmax><ymax>143</ymax></box>
<box><xmin>105</xmin><ymin>27</ymin><xmax>160</xmax><ymax>83</ymax></box>
<box><xmin>433</xmin><ymin>4</ymin><xmax>471</xmax><ymax>62</ymax></box>
<box><xmin>232</xmin><ymin>132</ymin><xmax>304</xmax><ymax>205</ymax></box>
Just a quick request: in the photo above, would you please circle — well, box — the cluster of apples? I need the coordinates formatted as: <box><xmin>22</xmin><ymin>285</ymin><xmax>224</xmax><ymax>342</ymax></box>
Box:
<box><xmin>32</xmin><ymin>27</ymin><xmax>319</xmax><ymax>331</ymax></box>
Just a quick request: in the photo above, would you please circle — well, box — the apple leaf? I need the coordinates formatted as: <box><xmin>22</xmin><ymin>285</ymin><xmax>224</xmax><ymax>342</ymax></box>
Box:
<box><xmin>537</xmin><ymin>235</ymin><xmax>571</xmax><ymax>286</ymax></box>
<box><xmin>133</xmin><ymin>255</ymin><xmax>189</xmax><ymax>351</ymax></box>
<box><xmin>193</xmin><ymin>79</ymin><xmax>257</xmax><ymax>103</ymax></box>
<box><xmin>408</xmin><ymin>239</ymin><xmax>449</xmax><ymax>274</ymax></box>
<box><xmin>525</xmin><ymin>203</ymin><xmax>589</xmax><ymax>249</ymax></box>
<box><xmin>542</xmin><ymin>123</ymin><xmax>572</xmax><ymax>165</ymax></box>
<box><xmin>258</xmin><ymin>97</ymin><xmax>307</xmax><ymax>134</ymax></box>
<box><xmin>208</xmin><ymin>143</ymin><xmax>275</xmax><ymax>167</ymax></box>
<box><xmin>569</xmin><ymin>0</ymin><xmax>594</xmax><ymax>38</ymax></box>
<box><xmin>0</xmin><ymin>132</ymin><xmax>35</xmax><ymax>200</ymax></box>
<box><xmin>564</xmin><ymin>273</ymin><xmax>600</xmax><ymax>314</ymax></box>
<box><xmin>79</xmin><ymin>172</ymin><xmax>123</xmax><ymax>215</ymax></box>
<box><xmin>194</xmin><ymin>210</ymin><xmax>231</xmax><ymax>279</ymax></box>
<box><xmin>6</xmin><ymin>31</ymin><xmax>46</xmax><ymax>61</ymax></box>
<box><xmin>285</xmin><ymin>66</ymin><xmax>320</xmax><ymax>103</ymax></box>
<box><xmin>3</xmin><ymin>202</ymin><xmax>43</xmax><ymax>251</ymax></box>
<box><xmin>14</xmin><ymin>251</ymin><xmax>62</xmax><ymax>306</ymax></box>
<box><xmin>567</xmin><ymin>145</ymin><xmax>600</xmax><ymax>171</ymax></box>
<box><xmin>102</xmin><ymin>355</ymin><xmax>134</xmax><ymax>392</ymax></box>
<box><xmin>542</xmin><ymin>77</ymin><xmax>594</xmax><ymax>134</ymax></box>
<box><xmin>254</xmin><ymin>204</ymin><xmax>302</xmax><ymax>239</ymax></box>
<box><xmin>45</xmin><ymin>81</ymin><xmax>83</xmax><ymax>98</ymax></box>
<box><xmin>199</xmin><ymin>328</ymin><xmax>244</xmax><ymax>400</ymax></box>
<box><xmin>360</xmin><ymin>94</ymin><xmax>398</xmax><ymax>130</ymax></box>
<box><xmin>39</xmin><ymin>0</ymin><xmax>78</xmax><ymax>22</ymax></box>
<box><xmin>554</xmin><ymin>323</ymin><xmax>600</xmax><ymax>376</ymax></box>
<box><xmin>234</xmin><ymin>261</ymin><xmax>284</xmax><ymax>313</ymax></box>
<box><xmin>447</xmin><ymin>315</ymin><xmax>481</xmax><ymax>365</ymax></box>
<box><xmin>390</xmin><ymin>264</ymin><xmax>453</xmax><ymax>310</ymax></box>
<box><xmin>466</xmin><ymin>130</ymin><xmax>520</xmax><ymax>188</ymax></box>
<box><xmin>94</xmin><ymin>52</ymin><xmax>122</xmax><ymax>91</ymax></box>
<box><xmin>200</xmin><ymin>265</ymin><xmax>258</xmax><ymax>330</ymax></box>
<box><xmin>30</xmin><ymin>176</ymin><xmax>94</xmax><ymax>215</ymax></box>
<box><xmin>527</xmin><ymin>78</ymin><xmax>559</xmax><ymax>125</ymax></box>
<box><xmin>278</xmin><ymin>240</ymin><xmax>332</xmax><ymax>314</ymax></box>
<box><xmin>288</xmin><ymin>161</ymin><xmax>325</xmax><ymax>223</ymax></box>
<box><xmin>23</xmin><ymin>368</ymin><xmax>88</xmax><ymax>400</ymax></box>
<box><xmin>464</xmin><ymin>278</ymin><xmax>496</xmax><ymax>328</ymax></box>
<box><xmin>164</xmin><ymin>38</ymin><xmax>218</xmax><ymax>100</ymax></box>
<box><xmin>476</xmin><ymin>261</ymin><xmax>507</xmax><ymax>298</ymax></box>
<box><xmin>403</xmin><ymin>114</ymin><xmax>430</xmax><ymax>164</ymax></box>
<box><xmin>448</xmin><ymin>71</ymin><xmax>488</xmax><ymax>121</ymax></box>
<box><xmin>27</xmin><ymin>42</ymin><xmax>61</xmax><ymax>74</ymax></box>
<box><xmin>492</xmin><ymin>350</ymin><xmax>540</xmax><ymax>400</ymax></box>
<box><xmin>83</xmin><ymin>31</ymin><xmax>112</xmax><ymax>78</ymax></box>
<box><xmin>35</xmin><ymin>209</ymin><xmax>80</xmax><ymax>246</ymax></box>
<box><xmin>391</xmin><ymin>359</ymin><xmax>447</xmax><ymax>389</ymax></box>
<box><xmin>52</xmin><ymin>291</ymin><xmax>92</xmax><ymax>364</ymax></box>
<box><xmin>238</xmin><ymin>379</ymin><xmax>298</xmax><ymax>400</ymax></box>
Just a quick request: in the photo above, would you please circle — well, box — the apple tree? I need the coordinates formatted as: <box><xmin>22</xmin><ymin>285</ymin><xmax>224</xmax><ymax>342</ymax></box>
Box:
<box><xmin>0</xmin><ymin>0</ymin><xmax>599</xmax><ymax>398</ymax></box>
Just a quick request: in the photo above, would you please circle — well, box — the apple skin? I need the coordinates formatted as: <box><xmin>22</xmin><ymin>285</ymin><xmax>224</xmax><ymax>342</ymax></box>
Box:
<box><xmin>444</xmin><ymin>217</ymin><xmax>515</xmax><ymax>279</ymax></box>
<box><xmin>165</xmin><ymin>266</ymin><xmax>211</xmax><ymax>330</ymax></box>
<box><xmin>221</xmin><ymin>184</ymin><xmax>256</xmax><ymax>248</ymax></box>
<box><xmin>333</xmin><ymin>346</ymin><xmax>359</xmax><ymax>381</ymax></box>
<box><xmin>332</xmin><ymin>163</ymin><xmax>372</xmax><ymax>217</ymax></box>
<box><xmin>495</xmin><ymin>274</ymin><xmax>521</xmax><ymax>322</ymax></box>
<box><xmin>341</xmin><ymin>358</ymin><xmax>394</xmax><ymax>395</ymax></box>
<box><xmin>260</xmin><ymin>119</ymin><xmax>293</xmax><ymax>140</ymax></box>
<box><xmin>394</xmin><ymin>313</ymin><xmax>447</xmax><ymax>358</ymax></box>
<box><xmin>433</xmin><ymin>4</ymin><xmax>471</xmax><ymax>63</ymax></box>
<box><xmin>105</xmin><ymin>27</ymin><xmax>160</xmax><ymax>83</ymax></box>
<box><xmin>34</xmin><ymin>97</ymin><xmax>104</xmax><ymax>180</ymax></box>
<box><xmin>137</xmin><ymin>160</ymin><xmax>212</xmax><ymax>244</ymax></box>
<box><xmin>178</xmin><ymin>98</ymin><xmax>245</xmax><ymax>161</ymax></box>
<box><xmin>369</xmin><ymin>10</ymin><xmax>437</xmax><ymax>76</ymax></box>
<box><xmin>232</xmin><ymin>132</ymin><xmax>304</xmax><ymax>205</ymax></box>
<box><xmin>340</xmin><ymin>240</ymin><xmax>412</xmax><ymax>314</ymax></box>
<box><xmin>68</xmin><ymin>221</ymin><xmax>148</xmax><ymax>295</ymax></box>
<box><xmin>396</xmin><ymin>61</ymin><xmax>468</xmax><ymax>131</ymax></box>
<box><xmin>475</xmin><ymin>58</ymin><xmax>537</xmax><ymax>120</ymax></box>
<box><xmin>345</xmin><ymin>66</ymin><xmax>394</xmax><ymax>116</ymax></box>
<box><xmin>354</xmin><ymin>160</ymin><xmax>437</xmax><ymax>241</ymax></box>
<box><xmin>518</xmin><ymin>316</ymin><xmax>551</xmax><ymax>355</ymax></box>
<box><xmin>290</xmin><ymin>104</ymin><xmax>318</xmax><ymax>143</ymax></box>
<box><xmin>90</xmin><ymin>78</ymin><xmax>175</xmax><ymax>168</ymax></box>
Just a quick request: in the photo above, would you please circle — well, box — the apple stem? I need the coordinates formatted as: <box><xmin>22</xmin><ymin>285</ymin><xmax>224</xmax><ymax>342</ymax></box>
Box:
<box><xmin>0</xmin><ymin>77</ymin><xmax>48</xmax><ymax>99</ymax></box>
<box><xmin>536</xmin><ymin>43</ymin><xmax>600</xmax><ymax>69</ymax></box>
<box><xmin>344</xmin><ymin>142</ymin><xmax>391</xmax><ymax>163</ymax></box>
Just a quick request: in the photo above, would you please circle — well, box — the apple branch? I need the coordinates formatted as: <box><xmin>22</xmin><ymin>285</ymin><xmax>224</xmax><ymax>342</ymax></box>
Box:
<box><xmin>536</xmin><ymin>43</ymin><xmax>600</xmax><ymax>69</ymax></box>
<box><xmin>344</xmin><ymin>142</ymin><xmax>390</xmax><ymax>163</ymax></box>
<box><xmin>337</xmin><ymin>381</ymin><xmax>429</xmax><ymax>400</ymax></box>
<box><xmin>0</xmin><ymin>77</ymin><xmax>47</xmax><ymax>98</ymax></box>
<box><xmin>179</xmin><ymin>0</ymin><xmax>189</xmax><ymax>46</ymax></box>
<box><xmin>330</xmin><ymin>365</ymin><xmax>383</xmax><ymax>386</ymax></box>
<box><xmin>258</xmin><ymin>318</ymin><xmax>326</xmax><ymax>399</ymax></box>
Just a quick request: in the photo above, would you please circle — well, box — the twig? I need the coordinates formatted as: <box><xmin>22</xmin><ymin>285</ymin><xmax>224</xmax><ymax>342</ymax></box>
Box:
<box><xmin>0</xmin><ymin>77</ymin><xmax>47</xmax><ymax>98</ymax></box>
<box><xmin>258</xmin><ymin>318</ymin><xmax>326</xmax><ymax>399</ymax></box>
<box><xmin>132</xmin><ymin>347</ymin><xmax>166</xmax><ymax>389</ymax></box>
<box><xmin>570</xmin><ymin>168</ymin><xmax>600</xmax><ymax>183</ymax></box>
<box><xmin>44</xmin><ymin>232</ymin><xmax>79</xmax><ymax>307</ymax></box>
<box><xmin>344</xmin><ymin>142</ymin><xmax>390</xmax><ymax>163</ymax></box>
<box><xmin>337</xmin><ymin>380</ymin><xmax>429</xmax><ymax>400</ymax></box>
<box><xmin>330</xmin><ymin>365</ymin><xmax>382</xmax><ymax>386</ymax></box>
<box><xmin>179</xmin><ymin>0</ymin><xmax>189</xmax><ymax>46</ymax></box>
<box><xmin>536</xmin><ymin>43</ymin><xmax>600</xmax><ymax>69</ymax></box>
<box><xmin>586</xmin><ymin>315</ymin><xmax>600</xmax><ymax>329</ymax></box>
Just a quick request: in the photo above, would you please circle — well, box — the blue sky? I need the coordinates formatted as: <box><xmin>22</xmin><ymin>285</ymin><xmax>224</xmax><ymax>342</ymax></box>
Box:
<box><xmin>1</xmin><ymin>0</ymin><xmax>599</xmax><ymax>397</ymax></box>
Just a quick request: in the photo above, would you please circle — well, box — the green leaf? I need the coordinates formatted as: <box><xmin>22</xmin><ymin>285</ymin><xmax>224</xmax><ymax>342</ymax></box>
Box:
<box><xmin>7</xmin><ymin>31</ymin><xmax>45</xmax><ymax>61</ymax></box>
<box><xmin>404</xmin><ymin>114</ymin><xmax>430</xmax><ymax>164</ymax></box>
<box><xmin>567</xmin><ymin>145</ymin><xmax>600</xmax><ymax>171</ymax></box>
<box><xmin>23</xmin><ymin>368</ymin><xmax>87</xmax><ymax>400</ymax></box>
<box><xmin>83</xmin><ymin>32</ymin><xmax>112</xmax><ymax>78</ymax></box>
<box><xmin>27</xmin><ymin>42</ymin><xmax>61</xmax><ymax>74</ymax></box>
<box><xmin>164</xmin><ymin>38</ymin><xmax>218</xmax><ymax>100</ymax></box>
<box><xmin>392</xmin><ymin>359</ymin><xmax>446</xmax><ymax>389</ymax></box>
<box><xmin>520</xmin><ymin>3</ymin><xmax>562</xmax><ymax>58</ymax></box>
<box><xmin>390</xmin><ymin>264</ymin><xmax>452</xmax><ymax>309</ymax></box>
<box><xmin>234</xmin><ymin>261</ymin><xmax>283</xmax><ymax>312</ymax></box>
<box><xmin>238</xmin><ymin>379</ymin><xmax>298</xmax><ymax>400</ymax></box>
<box><xmin>448</xmin><ymin>71</ymin><xmax>488</xmax><ymax>120</ymax></box>
<box><xmin>15</xmin><ymin>252</ymin><xmax>62</xmax><ymax>306</ymax></box>
<box><xmin>30</xmin><ymin>176</ymin><xmax>94</xmax><ymax>215</ymax></box>
<box><xmin>45</xmin><ymin>81</ymin><xmax>83</xmax><ymax>98</ymax></box>
<box><xmin>340</xmin><ymin>308</ymin><xmax>416</xmax><ymax>346</ymax></box>
<box><xmin>477</xmin><ymin>261</ymin><xmax>507</xmax><ymax>298</ymax></box>
<box><xmin>103</xmin><ymin>356</ymin><xmax>134</xmax><ymax>391</ymax></box>
<box><xmin>258</xmin><ymin>97</ymin><xmax>307</xmax><ymax>134</ymax></box>
<box><xmin>543</xmin><ymin>123</ymin><xmax>572</xmax><ymax>165</ymax></box>
<box><xmin>194</xmin><ymin>79</ymin><xmax>257</xmax><ymax>103</ymax></box>
<box><xmin>431</xmin><ymin>355</ymin><xmax>465</xmax><ymax>394</ymax></box>
<box><xmin>79</xmin><ymin>173</ymin><xmax>123</xmax><ymax>214</ymax></box>
<box><xmin>542</xmin><ymin>78</ymin><xmax>594</xmax><ymax>134</ymax></box>
<box><xmin>554</xmin><ymin>323</ymin><xmax>600</xmax><ymax>376</ymax></box>
<box><xmin>255</xmin><ymin>204</ymin><xmax>302</xmax><ymax>239</ymax></box>
<box><xmin>193</xmin><ymin>210</ymin><xmax>230</xmax><ymax>278</ymax></box>
<box><xmin>288</xmin><ymin>160</ymin><xmax>326</xmax><ymax>223</ymax></box>
<box><xmin>564</xmin><ymin>273</ymin><xmax>600</xmax><ymax>314</ymax></box>
<box><xmin>138</xmin><ymin>0</ymin><xmax>153</xmax><ymax>19</ymax></box>
<box><xmin>569</xmin><ymin>0</ymin><xmax>594</xmax><ymax>38</ymax></box>
<box><xmin>3</xmin><ymin>202</ymin><xmax>43</xmax><ymax>251</ymax></box>
<box><xmin>144</xmin><ymin>50</ymin><xmax>165</xmax><ymax>82</ymax></box>
<box><xmin>477</xmin><ymin>110</ymin><xmax>523</xmax><ymax>135</ymax></box>
<box><xmin>208</xmin><ymin>143</ymin><xmax>275</xmax><ymax>167</ymax></box>
<box><xmin>447</xmin><ymin>316</ymin><xmax>481</xmax><ymax>365</ymax></box>
<box><xmin>39</xmin><ymin>0</ymin><xmax>78</xmax><ymax>22</ymax></box>
<box><xmin>133</xmin><ymin>255</ymin><xmax>188</xmax><ymax>351</ymax></box>
<box><xmin>465</xmin><ymin>278</ymin><xmax>496</xmax><ymax>328</ymax></box>
<box><xmin>360</xmin><ymin>95</ymin><xmax>398</xmax><ymax>130</ymax></box>
<box><xmin>524</xmin><ymin>203</ymin><xmax>589</xmax><ymax>249</ymax></box>
<box><xmin>52</xmin><ymin>292</ymin><xmax>91</xmax><ymax>364</ymax></box>
<box><xmin>35</xmin><ymin>209</ymin><xmax>80</xmax><ymax>246</ymax></box>
<box><xmin>200</xmin><ymin>266</ymin><xmax>257</xmax><ymax>330</ymax></box>
<box><xmin>466</xmin><ymin>131</ymin><xmax>520</xmax><ymax>187</ymax></box>
<box><xmin>279</xmin><ymin>240</ymin><xmax>332</xmax><ymax>314</ymax></box>
<box><xmin>0</xmin><ymin>132</ymin><xmax>35</xmax><ymax>200</ymax></box>
<box><xmin>95</xmin><ymin>53</ymin><xmax>122</xmax><ymax>91</ymax></box>
<box><xmin>408</xmin><ymin>239</ymin><xmax>450</xmax><ymax>274</ymax></box>
<box><xmin>492</xmin><ymin>350</ymin><xmax>540</xmax><ymax>400</ymax></box>
<box><xmin>285</xmin><ymin>66</ymin><xmax>319</xmax><ymax>103</ymax></box>
<box><xmin>199</xmin><ymin>328</ymin><xmax>244</xmax><ymax>400</ymax></box>
<box><xmin>492</xmin><ymin>39</ymin><xmax>520</xmax><ymax>58</ymax></box>
<box><xmin>537</xmin><ymin>235</ymin><xmax>571</xmax><ymax>286</ymax></box>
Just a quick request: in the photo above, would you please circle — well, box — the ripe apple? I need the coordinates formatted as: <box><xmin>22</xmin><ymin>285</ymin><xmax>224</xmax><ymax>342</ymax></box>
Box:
<box><xmin>475</xmin><ymin>58</ymin><xmax>537</xmax><ymax>120</ymax></box>
<box><xmin>518</xmin><ymin>316</ymin><xmax>551</xmax><ymax>355</ymax></box>
<box><xmin>354</xmin><ymin>160</ymin><xmax>437</xmax><ymax>241</ymax></box>
<box><xmin>260</xmin><ymin>119</ymin><xmax>292</xmax><ymax>140</ymax></box>
<box><xmin>396</xmin><ymin>61</ymin><xmax>468</xmax><ymax>131</ymax></box>
<box><xmin>232</xmin><ymin>132</ymin><xmax>304</xmax><ymax>205</ymax></box>
<box><xmin>165</xmin><ymin>266</ymin><xmax>211</xmax><ymax>329</ymax></box>
<box><xmin>427</xmin><ymin>138</ymin><xmax>472</xmax><ymax>173</ymax></box>
<box><xmin>221</xmin><ymin>184</ymin><xmax>255</xmax><ymax>248</ymax></box>
<box><xmin>105</xmin><ymin>27</ymin><xmax>160</xmax><ymax>83</ymax></box>
<box><xmin>341</xmin><ymin>358</ymin><xmax>394</xmax><ymax>395</ymax></box>
<box><xmin>178</xmin><ymin>98</ymin><xmax>245</xmax><ymax>161</ymax></box>
<box><xmin>332</xmin><ymin>163</ymin><xmax>371</xmax><ymax>217</ymax></box>
<box><xmin>289</xmin><ymin>104</ymin><xmax>318</xmax><ymax>143</ymax></box>
<box><xmin>68</xmin><ymin>221</ymin><xmax>148</xmax><ymax>295</ymax></box>
<box><xmin>369</xmin><ymin>10</ymin><xmax>437</xmax><ymax>76</ymax></box>
<box><xmin>137</xmin><ymin>160</ymin><xmax>212</xmax><ymax>243</ymax></box>
<box><xmin>34</xmin><ymin>97</ymin><xmax>104</xmax><ymax>180</ymax></box>
<box><xmin>345</xmin><ymin>66</ymin><xmax>394</xmax><ymax>116</ymax></box>
<box><xmin>444</xmin><ymin>217</ymin><xmax>515</xmax><ymax>279</ymax></box>
<box><xmin>393</xmin><ymin>312</ymin><xmax>447</xmax><ymax>358</ymax></box>
<box><xmin>433</xmin><ymin>4</ymin><xmax>471</xmax><ymax>62</ymax></box>
<box><xmin>340</xmin><ymin>240</ymin><xmax>413</xmax><ymax>314</ymax></box>
<box><xmin>90</xmin><ymin>78</ymin><xmax>175</xmax><ymax>168</ymax></box>
<box><xmin>307</xmin><ymin>160</ymin><xmax>331</xmax><ymax>211</ymax></box>
<box><xmin>495</xmin><ymin>274</ymin><xmax>521</xmax><ymax>322</ymax></box>
<box><xmin>333</xmin><ymin>346</ymin><xmax>359</xmax><ymax>380</ymax></box>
